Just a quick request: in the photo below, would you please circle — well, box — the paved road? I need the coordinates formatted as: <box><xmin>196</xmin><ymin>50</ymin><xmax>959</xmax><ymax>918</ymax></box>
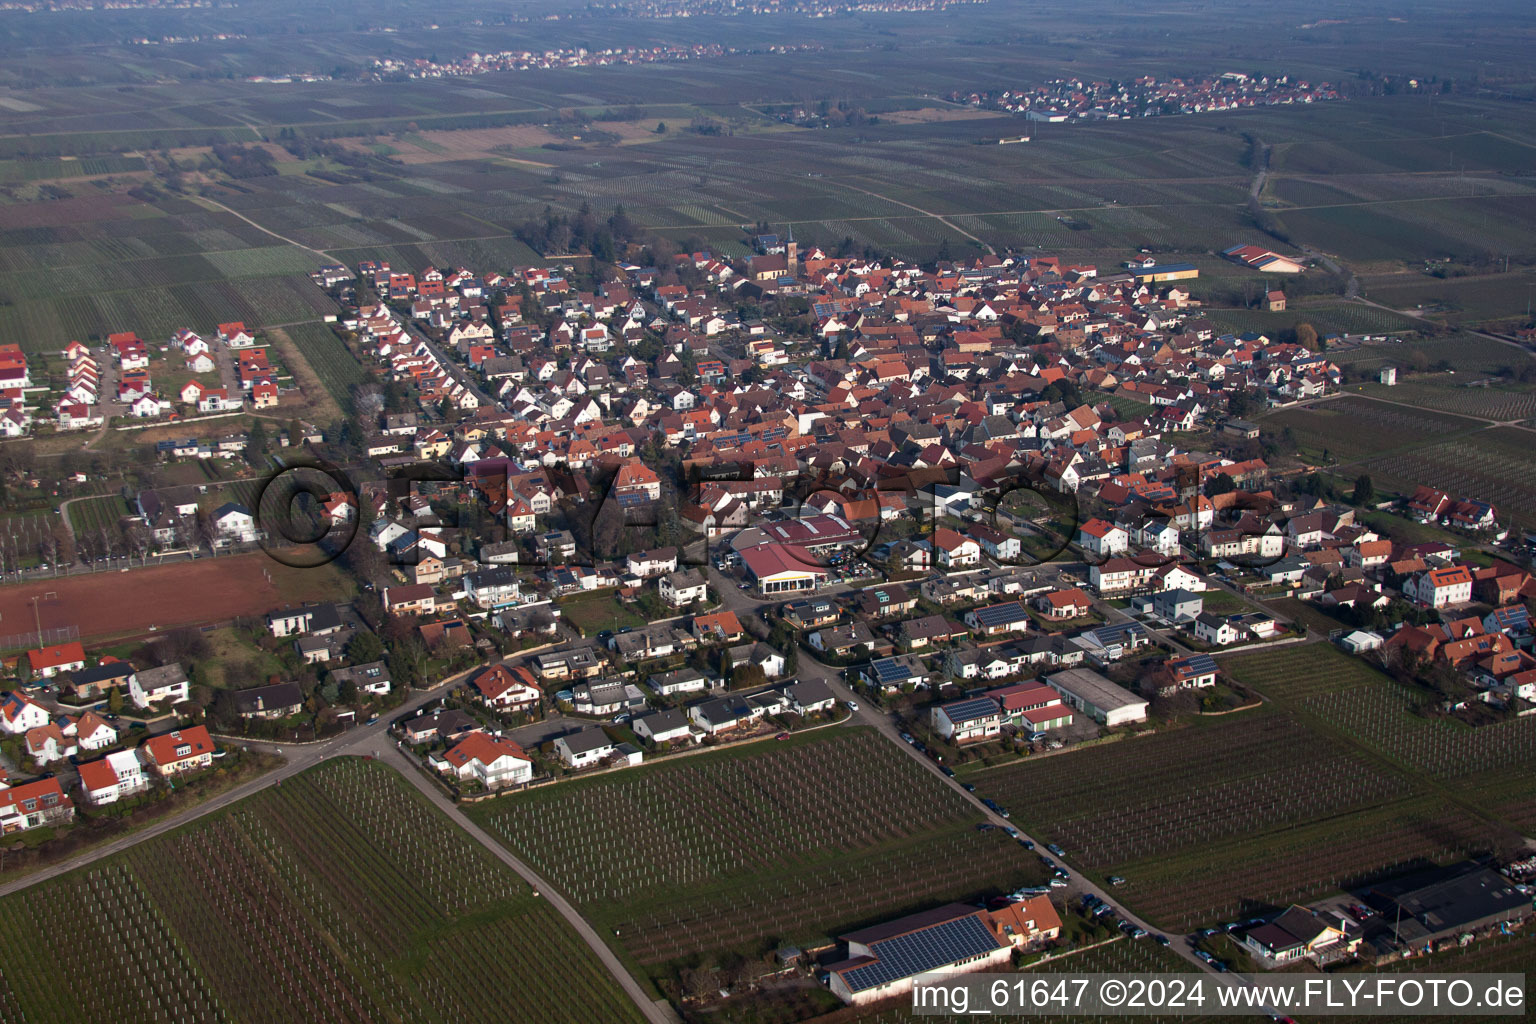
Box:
<box><xmin>378</xmin><ymin>744</ymin><xmax>679</xmax><ymax>1024</ymax></box>
<box><xmin>404</xmin><ymin>320</ymin><xmax>496</xmax><ymax>408</ymax></box>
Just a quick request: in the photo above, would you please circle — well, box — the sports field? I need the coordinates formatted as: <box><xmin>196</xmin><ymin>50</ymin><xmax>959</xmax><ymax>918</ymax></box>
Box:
<box><xmin>0</xmin><ymin>553</ymin><xmax>352</xmax><ymax>645</ymax></box>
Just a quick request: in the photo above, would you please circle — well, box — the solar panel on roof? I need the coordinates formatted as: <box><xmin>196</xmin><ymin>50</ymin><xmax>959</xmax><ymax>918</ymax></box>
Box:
<box><xmin>841</xmin><ymin>915</ymin><xmax>1001</xmax><ymax>993</ymax></box>
<box><xmin>941</xmin><ymin>697</ymin><xmax>999</xmax><ymax>723</ymax></box>
<box><xmin>1177</xmin><ymin>654</ymin><xmax>1218</xmax><ymax>674</ymax></box>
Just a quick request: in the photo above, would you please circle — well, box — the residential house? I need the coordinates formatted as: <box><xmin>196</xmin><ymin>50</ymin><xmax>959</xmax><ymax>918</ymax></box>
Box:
<box><xmin>469</xmin><ymin>663</ymin><xmax>542</xmax><ymax>712</ymax></box>
<box><xmin>140</xmin><ymin>726</ymin><xmax>216</xmax><ymax>776</ymax></box>
<box><xmin>233</xmin><ymin>682</ymin><xmax>304</xmax><ymax>719</ymax></box>
<box><xmin>964</xmin><ymin>601</ymin><xmax>1032</xmax><ymax>636</ymax></box>
<box><xmin>1192</xmin><ymin>612</ymin><xmax>1241</xmax><ymax>646</ymax></box>
<box><xmin>77</xmin><ymin>749</ymin><xmax>149</xmax><ymax>806</ymax></box>
<box><xmin>659</xmin><ymin>568</ymin><xmax>709</xmax><ymax>607</ymax></box>
<box><xmin>930</xmin><ymin>696</ymin><xmax>1003</xmax><ymax>744</ymax></box>
<box><xmin>0</xmin><ymin>777</ymin><xmax>74</xmax><ymax>833</ymax></box>
<box><xmin>554</xmin><ymin>727</ymin><xmax>617</xmax><ymax>767</ymax></box>
<box><xmin>442</xmin><ymin>733</ymin><xmax>533</xmax><ymax>789</ymax></box>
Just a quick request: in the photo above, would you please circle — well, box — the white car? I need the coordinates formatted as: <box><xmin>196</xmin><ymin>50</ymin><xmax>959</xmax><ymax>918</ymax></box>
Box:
<box><xmin>845</xmin><ymin>700</ymin><xmax>859</xmax><ymax>712</ymax></box>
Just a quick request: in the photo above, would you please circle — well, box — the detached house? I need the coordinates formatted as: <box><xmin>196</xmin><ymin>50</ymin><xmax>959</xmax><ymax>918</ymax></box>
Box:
<box><xmin>929</xmin><ymin>696</ymin><xmax>1003</xmax><ymax>744</ymax></box>
<box><xmin>442</xmin><ymin>733</ymin><xmax>533</xmax><ymax>789</ymax></box>
<box><xmin>1403</xmin><ymin>565</ymin><xmax>1474</xmax><ymax>609</ymax></box>
<box><xmin>141</xmin><ymin>725</ymin><xmax>215</xmax><ymax>777</ymax></box>
<box><xmin>468</xmin><ymin>663</ymin><xmax>542</xmax><ymax>712</ymax></box>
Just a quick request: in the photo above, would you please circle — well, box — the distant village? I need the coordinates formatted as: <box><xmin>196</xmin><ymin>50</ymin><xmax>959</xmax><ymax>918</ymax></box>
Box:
<box><xmin>955</xmin><ymin>72</ymin><xmax>1340</xmax><ymax>122</ymax></box>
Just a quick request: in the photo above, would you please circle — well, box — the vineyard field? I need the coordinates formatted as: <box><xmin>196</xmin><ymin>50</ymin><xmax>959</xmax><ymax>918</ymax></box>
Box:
<box><xmin>1356</xmin><ymin>378</ymin><xmax>1536</xmax><ymax>422</ymax></box>
<box><xmin>469</xmin><ymin>728</ymin><xmax>1044</xmax><ymax>968</ymax></box>
<box><xmin>1363</xmin><ymin>426</ymin><xmax>1536</xmax><ymax>528</ymax></box>
<box><xmin>0</xmin><ymin>758</ymin><xmax>646</xmax><ymax>1024</ymax></box>
<box><xmin>1261</xmin><ymin>396</ymin><xmax>1479</xmax><ymax>464</ymax></box>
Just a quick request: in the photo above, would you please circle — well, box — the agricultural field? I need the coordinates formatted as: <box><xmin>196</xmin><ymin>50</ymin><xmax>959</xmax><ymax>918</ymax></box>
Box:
<box><xmin>1329</xmin><ymin>332</ymin><xmax>1527</xmax><ymax>376</ymax></box>
<box><xmin>1359</xmin><ymin>269</ymin><xmax>1536</xmax><ymax>326</ymax></box>
<box><xmin>1227</xmin><ymin>646</ymin><xmax>1536</xmax><ymax>780</ymax></box>
<box><xmin>1355</xmin><ymin>376</ymin><xmax>1536</xmax><ymax>422</ymax></box>
<box><xmin>0</xmin><ymin>511</ymin><xmax>59</xmax><ymax>570</ymax></box>
<box><xmin>0</xmin><ymin>758</ymin><xmax>646</xmax><ymax>1024</ymax></box>
<box><xmin>1204</xmin><ymin>302</ymin><xmax>1422</xmax><ymax>340</ymax></box>
<box><xmin>469</xmin><ymin>728</ymin><xmax>1042</xmax><ymax>970</ymax></box>
<box><xmin>1260</xmin><ymin>396</ymin><xmax>1481</xmax><ymax>465</ymax></box>
<box><xmin>964</xmin><ymin>710</ymin><xmax>1492</xmax><ymax>931</ymax></box>
<box><xmin>66</xmin><ymin>494</ymin><xmax>132</xmax><ymax>538</ymax></box>
<box><xmin>1363</xmin><ymin>425</ymin><xmax>1536</xmax><ymax>529</ymax></box>
<box><xmin>266</xmin><ymin>322</ymin><xmax>365</xmax><ymax>418</ymax></box>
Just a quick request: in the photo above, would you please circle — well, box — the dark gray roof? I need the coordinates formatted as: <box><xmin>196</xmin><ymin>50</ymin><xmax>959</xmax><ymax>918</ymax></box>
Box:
<box><xmin>785</xmin><ymin>678</ymin><xmax>835</xmax><ymax>707</ymax></box>
<box><xmin>559</xmin><ymin>727</ymin><xmax>614</xmax><ymax>755</ymax></box>
<box><xmin>233</xmin><ymin>682</ymin><xmax>304</xmax><ymax>714</ymax></box>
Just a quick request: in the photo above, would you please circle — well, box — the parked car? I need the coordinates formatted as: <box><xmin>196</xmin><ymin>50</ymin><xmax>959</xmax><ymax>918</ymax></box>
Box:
<box><xmin>1046</xmin><ymin>843</ymin><xmax>1066</xmax><ymax>857</ymax></box>
<box><xmin>961</xmin><ymin>782</ymin><xmax>976</xmax><ymax>792</ymax></box>
<box><xmin>1107</xmin><ymin>875</ymin><xmax>1126</xmax><ymax>886</ymax></box>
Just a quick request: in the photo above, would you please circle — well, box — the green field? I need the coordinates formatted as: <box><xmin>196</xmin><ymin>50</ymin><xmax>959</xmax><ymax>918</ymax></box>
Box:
<box><xmin>557</xmin><ymin>589</ymin><xmax>649</xmax><ymax>634</ymax></box>
<box><xmin>968</xmin><ymin>643</ymin><xmax>1525</xmax><ymax>933</ymax></box>
<box><xmin>468</xmin><ymin>728</ymin><xmax>1042</xmax><ymax>971</ymax></box>
<box><xmin>1362</xmin><ymin>425</ymin><xmax>1536</xmax><ymax>530</ymax></box>
<box><xmin>0</xmin><ymin>758</ymin><xmax>646</xmax><ymax>1024</ymax></box>
<box><xmin>1355</xmin><ymin>376</ymin><xmax>1536</xmax><ymax>421</ymax></box>
<box><xmin>1261</xmin><ymin>396</ymin><xmax>1482</xmax><ymax>465</ymax></box>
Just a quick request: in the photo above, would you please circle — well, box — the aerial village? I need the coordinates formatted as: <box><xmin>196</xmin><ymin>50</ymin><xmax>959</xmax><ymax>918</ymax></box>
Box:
<box><xmin>1</xmin><ymin>221</ymin><xmax>1531</xmax><ymax>999</ymax></box>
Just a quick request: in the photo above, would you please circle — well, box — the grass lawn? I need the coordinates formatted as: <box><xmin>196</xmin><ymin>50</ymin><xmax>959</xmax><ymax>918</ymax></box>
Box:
<box><xmin>1198</xmin><ymin>589</ymin><xmax>1247</xmax><ymax>615</ymax></box>
<box><xmin>1264</xmin><ymin>596</ymin><xmax>1349</xmax><ymax>637</ymax></box>
<box><xmin>267</xmin><ymin>559</ymin><xmax>354</xmax><ymax>605</ymax></box>
<box><xmin>557</xmin><ymin>588</ymin><xmax>648</xmax><ymax>635</ymax></box>
<box><xmin>197</xmin><ymin>626</ymin><xmax>285</xmax><ymax>688</ymax></box>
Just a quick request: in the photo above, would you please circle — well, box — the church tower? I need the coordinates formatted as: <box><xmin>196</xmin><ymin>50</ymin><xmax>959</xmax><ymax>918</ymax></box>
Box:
<box><xmin>785</xmin><ymin>225</ymin><xmax>798</xmax><ymax>277</ymax></box>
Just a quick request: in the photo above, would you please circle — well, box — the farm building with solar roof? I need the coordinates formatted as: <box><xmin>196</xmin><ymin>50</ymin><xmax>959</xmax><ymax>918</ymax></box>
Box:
<box><xmin>824</xmin><ymin>899</ymin><xmax>1060</xmax><ymax>1005</ymax></box>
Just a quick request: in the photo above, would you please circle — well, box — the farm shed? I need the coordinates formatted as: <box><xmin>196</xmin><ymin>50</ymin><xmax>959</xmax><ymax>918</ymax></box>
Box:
<box><xmin>1043</xmin><ymin>668</ymin><xmax>1148</xmax><ymax>727</ymax></box>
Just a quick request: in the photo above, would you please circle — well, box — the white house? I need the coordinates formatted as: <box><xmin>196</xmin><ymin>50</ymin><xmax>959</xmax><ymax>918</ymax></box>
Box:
<box><xmin>212</xmin><ymin>502</ymin><xmax>258</xmax><ymax>545</ymax></box>
<box><xmin>1077</xmin><ymin>519</ymin><xmax>1129</xmax><ymax>558</ymax></box>
<box><xmin>632</xmin><ymin>709</ymin><xmax>694</xmax><ymax>745</ymax></box>
<box><xmin>1192</xmin><ymin>612</ymin><xmax>1241</xmax><ymax>646</ymax></box>
<box><xmin>932</xmin><ymin>528</ymin><xmax>981</xmax><ymax>568</ymax></box>
<box><xmin>554</xmin><ymin>728</ymin><xmax>616</xmax><ymax>768</ymax></box>
<box><xmin>442</xmin><ymin>733</ymin><xmax>533</xmax><ymax>789</ymax></box>
<box><xmin>930</xmin><ymin>696</ymin><xmax>1003</xmax><ymax>744</ymax></box>
<box><xmin>77</xmin><ymin>749</ymin><xmax>149</xmax><ymax>806</ymax></box>
<box><xmin>66</xmin><ymin>710</ymin><xmax>117</xmax><ymax>752</ymax></box>
<box><xmin>1</xmin><ymin>692</ymin><xmax>52</xmax><ymax>734</ymax></box>
<box><xmin>1403</xmin><ymin>566</ymin><xmax>1474</xmax><ymax>608</ymax></box>
<box><xmin>659</xmin><ymin>569</ymin><xmax>709</xmax><ymax>607</ymax></box>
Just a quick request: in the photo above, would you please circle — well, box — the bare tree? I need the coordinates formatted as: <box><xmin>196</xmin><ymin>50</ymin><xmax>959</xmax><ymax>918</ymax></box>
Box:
<box><xmin>197</xmin><ymin>513</ymin><xmax>218</xmax><ymax>558</ymax></box>
<box><xmin>126</xmin><ymin>522</ymin><xmax>150</xmax><ymax>565</ymax></box>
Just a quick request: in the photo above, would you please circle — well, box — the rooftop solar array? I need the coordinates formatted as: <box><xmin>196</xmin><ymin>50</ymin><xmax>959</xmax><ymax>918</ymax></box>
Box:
<box><xmin>1173</xmin><ymin>653</ymin><xmax>1219</xmax><ymax>675</ymax></box>
<box><xmin>841</xmin><ymin>915</ymin><xmax>1001</xmax><ymax>993</ymax></box>
<box><xmin>938</xmin><ymin>697</ymin><xmax>1000</xmax><ymax>724</ymax></box>
<box><xmin>973</xmin><ymin>603</ymin><xmax>1029</xmax><ymax>627</ymax></box>
<box><xmin>870</xmin><ymin>657</ymin><xmax>914</xmax><ymax>683</ymax></box>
